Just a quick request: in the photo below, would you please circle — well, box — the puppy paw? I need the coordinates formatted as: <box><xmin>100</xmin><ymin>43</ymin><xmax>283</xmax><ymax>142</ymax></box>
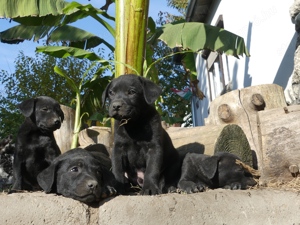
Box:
<box><xmin>140</xmin><ymin>185</ymin><xmax>162</xmax><ymax>195</ymax></box>
<box><xmin>101</xmin><ymin>186</ymin><xmax>118</xmax><ymax>199</ymax></box>
<box><xmin>178</xmin><ymin>181</ymin><xmax>206</xmax><ymax>194</ymax></box>
<box><xmin>167</xmin><ymin>186</ymin><xmax>177</xmax><ymax>193</ymax></box>
<box><xmin>107</xmin><ymin>186</ymin><xmax>118</xmax><ymax>196</ymax></box>
<box><xmin>224</xmin><ymin>182</ymin><xmax>242</xmax><ymax>190</ymax></box>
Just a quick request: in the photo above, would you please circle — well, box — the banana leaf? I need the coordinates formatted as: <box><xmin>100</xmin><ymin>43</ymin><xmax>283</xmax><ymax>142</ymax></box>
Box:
<box><xmin>158</xmin><ymin>22</ymin><xmax>250</xmax><ymax>58</ymax></box>
<box><xmin>36</xmin><ymin>46</ymin><xmax>105</xmax><ymax>61</ymax></box>
<box><xmin>0</xmin><ymin>0</ymin><xmax>114</xmax><ymax>50</ymax></box>
<box><xmin>0</xmin><ymin>24</ymin><xmax>113</xmax><ymax>50</ymax></box>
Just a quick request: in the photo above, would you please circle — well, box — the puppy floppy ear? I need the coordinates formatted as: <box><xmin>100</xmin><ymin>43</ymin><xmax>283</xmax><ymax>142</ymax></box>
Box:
<box><xmin>102</xmin><ymin>82</ymin><xmax>112</xmax><ymax>107</ymax></box>
<box><xmin>37</xmin><ymin>161</ymin><xmax>60</xmax><ymax>193</ymax></box>
<box><xmin>58</xmin><ymin>105</ymin><xmax>64</xmax><ymax>122</ymax></box>
<box><xmin>139</xmin><ymin>76</ymin><xmax>162</xmax><ymax>104</ymax></box>
<box><xmin>18</xmin><ymin>98</ymin><xmax>36</xmax><ymax>117</ymax></box>
<box><xmin>199</xmin><ymin>156</ymin><xmax>219</xmax><ymax>180</ymax></box>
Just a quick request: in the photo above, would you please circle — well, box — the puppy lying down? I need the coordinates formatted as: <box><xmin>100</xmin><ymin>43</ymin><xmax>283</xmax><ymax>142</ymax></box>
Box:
<box><xmin>178</xmin><ymin>152</ymin><xmax>258</xmax><ymax>193</ymax></box>
<box><xmin>37</xmin><ymin>144</ymin><xmax>118</xmax><ymax>203</ymax></box>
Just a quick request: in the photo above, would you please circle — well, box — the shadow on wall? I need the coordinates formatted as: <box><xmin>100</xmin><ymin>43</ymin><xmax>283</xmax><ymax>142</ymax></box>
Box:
<box><xmin>244</xmin><ymin>22</ymin><xmax>253</xmax><ymax>88</ymax></box>
<box><xmin>231</xmin><ymin>61</ymin><xmax>238</xmax><ymax>90</ymax></box>
<box><xmin>226</xmin><ymin>22</ymin><xmax>253</xmax><ymax>90</ymax></box>
<box><xmin>273</xmin><ymin>33</ymin><xmax>297</xmax><ymax>89</ymax></box>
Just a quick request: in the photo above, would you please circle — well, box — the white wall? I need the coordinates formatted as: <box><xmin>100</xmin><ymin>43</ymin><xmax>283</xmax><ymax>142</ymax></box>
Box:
<box><xmin>193</xmin><ymin>0</ymin><xmax>296</xmax><ymax>126</ymax></box>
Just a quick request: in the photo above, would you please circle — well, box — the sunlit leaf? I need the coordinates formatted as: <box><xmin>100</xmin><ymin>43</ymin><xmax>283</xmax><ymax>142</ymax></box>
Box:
<box><xmin>158</xmin><ymin>22</ymin><xmax>250</xmax><ymax>58</ymax></box>
<box><xmin>36</xmin><ymin>46</ymin><xmax>105</xmax><ymax>61</ymax></box>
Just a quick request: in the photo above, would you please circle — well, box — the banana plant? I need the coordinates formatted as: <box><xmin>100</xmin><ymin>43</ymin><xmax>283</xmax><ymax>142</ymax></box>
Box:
<box><xmin>53</xmin><ymin>62</ymin><xmax>111</xmax><ymax>148</ymax></box>
<box><xmin>0</xmin><ymin>0</ymin><xmax>250</xmax><ymax>147</ymax></box>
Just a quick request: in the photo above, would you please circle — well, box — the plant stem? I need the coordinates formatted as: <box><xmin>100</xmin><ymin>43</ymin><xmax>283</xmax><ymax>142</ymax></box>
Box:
<box><xmin>71</xmin><ymin>92</ymin><xmax>81</xmax><ymax>149</ymax></box>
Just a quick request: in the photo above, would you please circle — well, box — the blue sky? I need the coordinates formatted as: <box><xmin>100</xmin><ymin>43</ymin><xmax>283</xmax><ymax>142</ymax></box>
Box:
<box><xmin>0</xmin><ymin>0</ymin><xmax>180</xmax><ymax>75</ymax></box>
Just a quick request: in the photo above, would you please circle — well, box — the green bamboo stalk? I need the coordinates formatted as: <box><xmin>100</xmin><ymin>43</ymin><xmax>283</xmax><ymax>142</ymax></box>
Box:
<box><xmin>115</xmin><ymin>0</ymin><xmax>150</xmax><ymax>77</ymax></box>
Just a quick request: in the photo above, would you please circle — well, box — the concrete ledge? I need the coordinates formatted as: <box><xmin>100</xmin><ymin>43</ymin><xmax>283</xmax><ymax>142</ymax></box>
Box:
<box><xmin>1</xmin><ymin>189</ymin><xmax>300</xmax><ymax>224</ymax></box>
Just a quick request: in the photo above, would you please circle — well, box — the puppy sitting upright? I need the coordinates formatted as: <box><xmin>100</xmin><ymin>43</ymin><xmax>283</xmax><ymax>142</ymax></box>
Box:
<box><xmin>12</xmin><ymin>96</ymin><xmax>64</xmax><ymax>191</ymax></box>
<box><xmin>102</xmin><ymin>74</ymin><xmax>180</xmax><ymax>195</ymax></box>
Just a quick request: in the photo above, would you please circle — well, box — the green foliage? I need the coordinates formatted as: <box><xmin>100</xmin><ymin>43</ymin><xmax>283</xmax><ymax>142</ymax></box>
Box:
<box><xmin>0</xmin><ymin>1</ymin><xmax>114</xmax><ymax>50</ymax></box>
<box><xmin>166</xmin><ymin>0</ymin><xmax>189</xmax><ymax>15</ymax></box>
<box><xmin>0</xmin><ymin>0</ymin><xmax>250</xmax><ymax>135</ymax></box>
<box><xmin>0</xmin><ymin>50</ymin><xmax>108</xmax><ymax>139</ymax></box>
<box><xmin>158</xmin><ymin>22</ymin><xmax>250</xmax><ymax>58</ymax></box>
<box><xmin>153</xmin><ymin>41</ymin><xmax>192</xmax><ymax>126</ymax></box>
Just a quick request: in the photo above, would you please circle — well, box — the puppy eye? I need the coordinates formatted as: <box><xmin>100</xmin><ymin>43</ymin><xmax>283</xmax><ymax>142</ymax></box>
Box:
<box><xmin>70</xmin><ymin>166</ymin><xmax>79</xmax><ymax>172</ymax></box>
<box><xmin>108</xmin><ymin>90</ymin><xmax>115</xmax><ymax>96</ymax></box>
<box><xmin>42</xmin><ymin>107</ymin><xmax>49</xmax><ymax>112</ymax></box>
<box><xmin>128</xmin><ymin>89</ymin><xmax>136</xmax><ymax>95</ymax></box>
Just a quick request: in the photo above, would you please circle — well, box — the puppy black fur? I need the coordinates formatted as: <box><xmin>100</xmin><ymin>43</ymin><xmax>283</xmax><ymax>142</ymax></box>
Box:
<box><xmin>12</xmin><ymin>96</ymin><xmax>64</xmax><ymax>191</ymax></box>
<box><xmin>37</xmin><ymin>145</ymin><xmax>118</xmax><ymax>203</ymax></box>
<box><xmin>102</xmin><ymin>74</ymin><xmax>181</xmax><ymax>195</ymax></box>
<box><xmin>178</xmin><ymin>152</ymin><xmax>257</xmax><ymax>193</ymax></box>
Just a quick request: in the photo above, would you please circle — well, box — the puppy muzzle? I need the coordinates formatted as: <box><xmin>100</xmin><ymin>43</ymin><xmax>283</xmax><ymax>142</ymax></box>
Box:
<box><xmin>38</xmin><ymin>118</ymin><xmax>61</xmax><ymax>132</ymax></box>
<box><xmin>109</xmin><ymin>100</ymin><xmax>131</xmax><ymax>120</ymax></box>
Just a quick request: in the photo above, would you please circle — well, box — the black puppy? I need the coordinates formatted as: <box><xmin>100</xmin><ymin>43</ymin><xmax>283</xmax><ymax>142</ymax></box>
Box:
<box><xmin>102</xmin><ymin>74</ymin><xmax>181</xmax><ymax>195</ymax></box>
<box><xmin>12</xmin><ymin>96</ymin><xmax>64</xmax><ymax>191</ymax></box>
<box><xmin>178</xmin><ymin>152</ymin><xmax>257</xmax><ymax>193</ymax></box>
<box><xmin>37</xmin><ymin>145</ymin><xmax>118</xmax><ymax>203</ymax></box>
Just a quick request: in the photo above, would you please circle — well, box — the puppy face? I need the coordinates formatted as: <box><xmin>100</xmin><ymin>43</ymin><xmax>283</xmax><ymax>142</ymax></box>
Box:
<box><xmin>37</xmin><ymin>148</ymin><xmax>113</xmax><ymax>203</ymax></box>
<box><xmin>217</xmin><ymin>152</ymin><xmax>257</xmax><ymax>189</ymax></box>
<box><xmin>18</xmin><ymin>96</ymin><xmax>64</xmax><ymax>132</ymax></box>
<box><xmin>102</xmin><ymin>74</ymin><xmax>161</xmax><ymax>121</ymax></box>
<box><xmin>56</xmin><ymin>157</ymin><xmax>103</xmax><ymax>203</ymax></box>
<box><xmin>178</xmin><ymin>152</ymin><xmax>257</xmax><ymax>193</ymax></box>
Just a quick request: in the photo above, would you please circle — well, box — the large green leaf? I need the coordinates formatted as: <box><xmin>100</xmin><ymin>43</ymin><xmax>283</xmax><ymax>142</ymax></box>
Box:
<box><xmin>0</xmin><ymin>24</ymin><xmax>113</xmax><ymax>50</ymax></box>
<box><xmin>0</xmin><ymin>25</ymin><xmax>51</xmax><ymax>43</ymax></box>
<box><xmin>158</xmin><ymin>22</ymin><xmax>250</xmax><ymax>58</ymax></box>
<box><xmin>51</xmin><ymin>25</ymin><xmax>114</xmax><ymax>50</ymax></box>
<box><xmin>62</xmin><ymin>2</ymin><xmax>115</xmax><ymax>37</ymax></box>
<box><xmin>36</xmin><ymin>46</ymin><xmax>105</xmax><ymax>61</ymax></box>
<box><xmin>0</xmin><ymin>1</ymin><xmax>115</xmax><ymax>50</ymax></box>
<box><xmin>0</xmin><ymin>0</ymin><xmax>67</xmax><ymax>18</ymax></box>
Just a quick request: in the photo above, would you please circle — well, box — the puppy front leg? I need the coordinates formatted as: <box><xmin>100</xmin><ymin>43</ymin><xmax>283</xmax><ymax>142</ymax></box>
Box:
<box><xmin>140</xmin><ymin>149</ymin><xmax>163</xmax><ymax>195</ymax></box>
<box><xmin>11</xmin><ymin>152</ymin><xmax>23</xmax><ymax>190</ymax></box>
<box><xmin>111</xmin><ymin>147</ymin><xmax>128</xmax><ymax>184</ymax></box>
<box><xmin>178</xmin><ymin>153</ymin><xmax>206</xmax><ymax>193</ymax></box>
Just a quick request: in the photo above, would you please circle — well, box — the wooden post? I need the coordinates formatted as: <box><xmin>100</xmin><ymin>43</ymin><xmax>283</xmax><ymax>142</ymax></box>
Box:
<box><xmin>257</xmin><ymin>105</ymin><xmax>300</xmax><ymax>184</ymax></box>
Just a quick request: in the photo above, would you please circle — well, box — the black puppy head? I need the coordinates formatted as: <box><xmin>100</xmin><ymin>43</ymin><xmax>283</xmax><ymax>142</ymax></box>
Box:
<box><xmin>102</xmin><ymin>74</ymin><xmax>161</xmax><ymax>120</ymax></box>
<box><xmin>37</xmin><ymin>148</ymin><xmax>109</xmax><ymax>203</ymax></box>
<box><xmin>19</xmin><ymin>96</ymin><xmax>64</xmax><ymax>132</ymax></box>
<box><xmin>216</xmin><ymin>152</ymin><xmax>257</xmax><ymax>189</ymax></box>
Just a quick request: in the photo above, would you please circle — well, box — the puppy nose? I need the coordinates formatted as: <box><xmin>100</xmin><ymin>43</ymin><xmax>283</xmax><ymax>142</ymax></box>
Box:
<box><xmin>54</xmin><ymin>119</ymin><xmax>61</xmax><ymax>126</ymax></box>
<box><xmin>112</xmin><ymin>101</ymin><xmax>122</xmax><ymax>110</ymax></box>
<box><xmin>87</xmin><ymin>180</ymin><xmax>98</xmax><ymax>190</ymax></box>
